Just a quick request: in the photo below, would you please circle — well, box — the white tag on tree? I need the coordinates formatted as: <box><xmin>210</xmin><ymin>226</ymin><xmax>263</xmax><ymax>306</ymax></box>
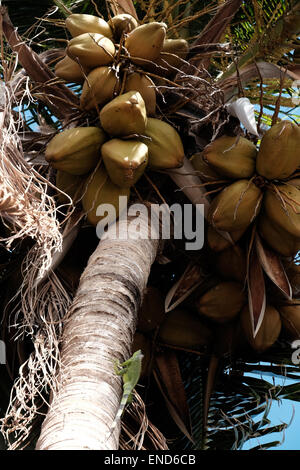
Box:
<box><xmin>226</xmin><ymin>97</ymin><xmax>259</xmax><ymax>136</ymax></box>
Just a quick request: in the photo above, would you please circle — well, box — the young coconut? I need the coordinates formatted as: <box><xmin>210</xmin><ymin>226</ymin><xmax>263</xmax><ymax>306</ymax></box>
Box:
<box><xmin>158</xmin><ymin>309</ymin><xmax>213</xmax><ymax>350</ymax></box>
<box><xmin>125</xmin><ymin>22</ymin><xmax>167</xmax><ymax>66</ymax></box>
<box><xmin>145</xmin><ymin>38</ymin><xmax>189</xmax><ymax>75</ymax></box>
<box><xmin>124</xmin><ymin>72</ymin><xmax>156</xmax><ymax>115</ymax></box>
<box><xmin>108</xmin><ymin>13</ymin><xmax>138</xmax><ymax>41</ymax></box>
<box><xmin>258</xmin><ymin>211</ymin><xmax>300</xmax><ymax>258</ymax></box>
<box><xmin>65</xmin><ymin>14</ymin><xmax>113</xmax><ymax>39</ymax></box>
<box><xmin>80</xmin><ymin>66</ymin><xmax>120</xmax><ymax>111</ymax></box>
<box><xmin>279</xmin><ymin>300</ymin><xmax>300</xmax><ymax>340</ymax></box>
<box><xmin>157</xmin><ymin>38</ymin><xmax>189</xmax><ymax>75</ymax></box>
<box><xmin>256</xmin><ymin>120</ymin><xmax>300</xmax><ymax>180</ymax></box>
<box><xmin>196</xmin><ymin>281</ymin><xmax>246</xmax><ymax>323</ymax></box>
<box><xmin>100</xmin><ymin>91</ymin><xmax>147</xmax><ymax>137</ymax></box>
<box><xmin>45</xmin><ymin>127</ymin><xmax>106</xmax><ymax>175</ymax></box>
<box><xmin>82</xmin><ymin>165</ymin><xmax>130</xmax><ymax>227</ymax></box>
<box><xmin>203</xmin><ymin>135</ymin><xmax>257</xmax><ymax>180</ymax></box>
<box><xmin>240</xmin><ymin>304</ymin><xmax>281</xmax><ymax>353</ymax></box>
<box><xmin>55</xmin><ymin>170</ymin><xmax>85</xmax><ymax>204</ymax></box>
<box><xmin>55</xmin><ymin>55</ymin><xmax>89</xmax><ymax>83</ymax></box>
<box><xmin>190</xmin><ymin>152</ymin><xmax>223</xmax><ymax>182</ymax></box>
<box><xmin>263</xmin><ymin>185</ymin><xmax>300</xmax><ymax>239</ymax></box>
<box><xmin>67</xmin><ymin>33</ymin><xmax>115</xmax><ymax>68</ymax></box>
<box><xmin>208</xmin><ymin>179</ymin><xmax>263</xmax><ymax>232</ymax></box>
<box><xmin>141</xmin><ymin>117</ymin><xmax>184</xmax><ymax>169</ymax></box>
<box><xmin>101</xmin><ymin>139</ymin><xmax>148</xmax><ymax>187</ymax></box>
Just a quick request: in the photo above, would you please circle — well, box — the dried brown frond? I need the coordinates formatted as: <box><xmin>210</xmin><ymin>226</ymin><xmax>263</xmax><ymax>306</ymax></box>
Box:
<box><xmin>0</xmin><ymin>63</ymin><xmax>72</xmax><ymax>448</ymax></box>
<box><xmin>2</xmin><ymin>273</ymin><xmax>72</xmax><ymax>450</ymax></box>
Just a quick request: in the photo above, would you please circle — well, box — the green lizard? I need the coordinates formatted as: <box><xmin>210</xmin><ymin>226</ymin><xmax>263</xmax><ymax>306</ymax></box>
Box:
<box><xmin>106</xmin><ymin>349</ymin><xmax>144</xmax><ymax>441</ymax></box>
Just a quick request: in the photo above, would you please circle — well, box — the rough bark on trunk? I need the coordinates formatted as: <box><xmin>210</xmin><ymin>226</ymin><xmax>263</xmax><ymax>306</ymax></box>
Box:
<box><xmin>36</xmin><ymin>210</ymin><xmax>159</xmax><ymax>450</ymax></box>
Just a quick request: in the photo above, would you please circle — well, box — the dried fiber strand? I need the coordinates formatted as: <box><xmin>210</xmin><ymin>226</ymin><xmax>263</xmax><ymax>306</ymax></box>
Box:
<box><xmin>0</xmin><ymin>76</ymin><xmax>71</xmax><ymax>449</ymax></box>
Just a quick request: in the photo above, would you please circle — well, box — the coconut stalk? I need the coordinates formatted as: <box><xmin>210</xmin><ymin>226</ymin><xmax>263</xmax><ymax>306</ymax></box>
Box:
<box><xmin>35</xmin><ymin>209</ymin><xmax>160</xmax><ymax>450</ymax></box>
<box><xmin>167</xmin><ymin>157</ymin><xmax>211</xmax><ymax>217</ymax></box>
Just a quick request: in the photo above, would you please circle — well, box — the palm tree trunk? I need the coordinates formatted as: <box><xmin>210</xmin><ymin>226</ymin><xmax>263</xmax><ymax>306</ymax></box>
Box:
<box><xmin>36</xmin><ymin>210</ymin><xmax>159</xmax><ymax>450</ymax></box>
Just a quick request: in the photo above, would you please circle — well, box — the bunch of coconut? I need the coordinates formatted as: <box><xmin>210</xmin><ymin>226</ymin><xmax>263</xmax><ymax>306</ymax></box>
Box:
<box><xmin>190</xmin><ymin>120</ymin><xmax>300</xmax><ymax>258</ymax></box>
<box><xmin>189</xmin><ymin>120</ymin><xmax>300</xmax><ymax>354</ymax></box>
<box><xmin>44</xmin><ymin>13</ymin><xmax>188</xmax><ymax>225</ymax></box>
<box><xmin>134</xmin><ymin>280</ymin><xmax>300</xmax><ymax>361</ymax></box>
<box><xmin>133</xmin><ymin>279</ymin><xmax>281</xmax><ymax>363</ymax></box>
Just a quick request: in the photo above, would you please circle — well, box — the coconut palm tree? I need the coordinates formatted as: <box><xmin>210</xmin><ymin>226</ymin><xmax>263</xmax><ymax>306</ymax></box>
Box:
<box><xmin>0</xmin><ymin>0</ymin><xmax>299</xmax><ymax>451</ymax></box>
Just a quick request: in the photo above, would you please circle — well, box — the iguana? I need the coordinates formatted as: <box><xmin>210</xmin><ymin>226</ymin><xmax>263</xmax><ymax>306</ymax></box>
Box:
<box><xmin>105</xmin><ymin>349</ymin><xmax>144</xmax><ymax>443</ymax></box>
